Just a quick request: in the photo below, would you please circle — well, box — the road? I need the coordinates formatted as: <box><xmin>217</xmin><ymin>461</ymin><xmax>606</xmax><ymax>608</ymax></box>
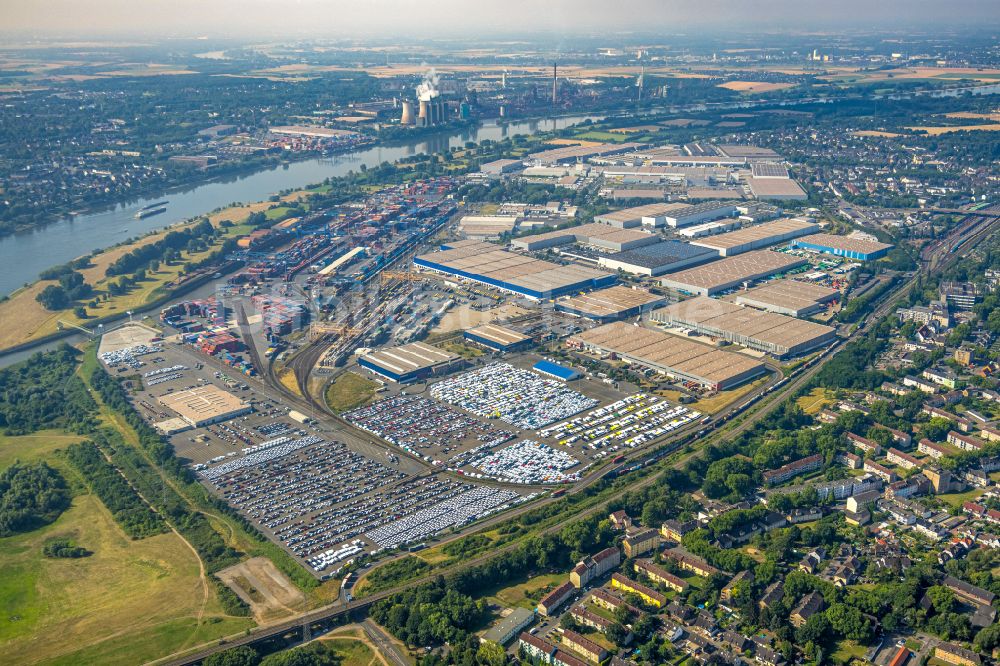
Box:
<box><xmin>155</xmin><ymin>209</ymin><xmax>997</xmax><ymax>666</ymax></box>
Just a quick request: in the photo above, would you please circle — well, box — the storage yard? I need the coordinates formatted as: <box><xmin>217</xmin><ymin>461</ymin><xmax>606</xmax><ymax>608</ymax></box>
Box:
<box><xmin>734</xmin><ymin>279</ymin><xmax>841</xmax><ymax>316</ymax></box>
<box><xmin>430</xmin><ymin>362</ymin><xmax>599</xmax><ymax>429</ymax></box>
<box><xmin>568</xmin><ymin>322</ymin><xmax>768</xmax><ymax>390</ymax></box>
<box><xmin>202</xmin><ymin>435</ymin><xmax>529</xmax><ymax>572</ymax></box>
<box><xmin>660</xmin><ymin>249</ymin><xmax>808</xmax><ymax>296</ymax></box>
<box><xmin>651</xmin><ymin>296</ymin><xmax>837</xmax><ymax>357</ymax></box>
<box><xmin>555</xmin><ymin>285</ymin><xmax>666</xmax><ymax>322</ymax></box>
<box><xmin>689</xmin><ymin>217</ymin><xmax>819</xmax><ymax>256</ymax></box>
<box><xmin>414</xmin><ymin>239</ymin><xmax>616</xmax><ymax>299</ymax></box>
<box><xmin>345</xmin><ymin>394</ymin><xmax>518</xmax><ymax>466</ymax></box>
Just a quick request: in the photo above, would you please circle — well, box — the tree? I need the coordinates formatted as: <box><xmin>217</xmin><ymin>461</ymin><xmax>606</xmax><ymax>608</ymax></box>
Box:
<box><xmin>927</xmin><ymin>585</ymin><xmax>956</xmax><ymax>614</ymax></box>
<box><xmin>203</xmin><ymin>646</ymin><xmax>260</xmax><ymax>666</ymax></box>
<box><xmin>476</xmin><ymin>640</ymin><xmax>507</xmax><ymax>666</ymax></box>
<box><xmin>921</xmin><ymin>418</ymin><xmax>954</xmax><ymax>442</ymax></box>
<box><xmin>607</xmin><ymin>622</ymin><xmax>631</xmax><ymax>647</ymax></box>
<box><xmin>36</xmin><ymin>284</ymin><xmax>69</xmax><ymax>310</ymax></box>
<box><xmin>795</xmin><ymin>613</ymin><xmax>831</xmax><ymax>646</ymax></box>
<box><xmin>259</xmin><ymin>643</ymin><xmax>339</xmax><ymax>666</ymax></box>
<box><xmin>73</xmin><ymin>306</ymin><xmax>87</xmax><ymax>319</ymax></box>
<box><xmin>826</xmin><ymin>603</ymin><xmax>874</xmax><ymax>643</ymax></box>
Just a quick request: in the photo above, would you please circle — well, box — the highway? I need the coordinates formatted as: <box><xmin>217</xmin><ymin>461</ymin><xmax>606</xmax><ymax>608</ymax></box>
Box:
<box><xmin>155</xmin><ymin>208</ymin><xmax>997</xmax><ymax>666</ymax></box>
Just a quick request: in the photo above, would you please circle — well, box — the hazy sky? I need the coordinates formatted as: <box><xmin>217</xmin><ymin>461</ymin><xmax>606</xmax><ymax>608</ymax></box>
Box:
<box><xmin>2</xmin><ymin>0</ymin><xmax>998</xmax><ymax>38</ymax></box>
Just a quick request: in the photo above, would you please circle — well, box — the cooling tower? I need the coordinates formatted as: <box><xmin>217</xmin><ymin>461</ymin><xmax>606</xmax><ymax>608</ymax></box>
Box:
<box><xmin>400</xmin><ymin>101</ymin><xmax>415</xmax><ymax>125</ymax></box>
<box><xmin>418</xmin><ymin>99</ymin><xmax>430</xmax><ymax>126</ymax></box>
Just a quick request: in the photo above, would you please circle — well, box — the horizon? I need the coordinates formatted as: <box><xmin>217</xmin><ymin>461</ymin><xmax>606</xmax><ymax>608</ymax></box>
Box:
<box><xmin>2</xmin><ymin>0</ymin><xmax>1000</xmax><ymax>39</ymax></box>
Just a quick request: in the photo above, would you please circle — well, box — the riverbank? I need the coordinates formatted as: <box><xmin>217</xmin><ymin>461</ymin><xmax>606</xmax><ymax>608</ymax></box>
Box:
<box><xmin>0</xmin><ymin>113</ymin><xmax>604</xmax><ymax>298</ymax></box>
<box><xmin>0</xmin><ymin>191</ymin><xmax>313</xmax><ymax>354</ymax></box>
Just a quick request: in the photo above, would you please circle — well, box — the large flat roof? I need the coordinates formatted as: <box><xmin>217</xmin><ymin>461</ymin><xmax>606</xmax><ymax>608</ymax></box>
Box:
<box><xmin>360</xmin><ymin>342</ymin><xmax>459</xmax><ymax>377</ymax></box>
<box><xmin>570</xmin><ymin>321</ymin><xmax>766</xmax><ymax>388</ymax></box>
<box><xmin>157</xmin><ymin>384</ymin><xmax>250</xmax><ymax>426</ymax></box>
<box><xmin>653</xmin><ymin>296</ymin><xmax>836</xmax><ymax>352</ymax></box>
<box><xmin>747</xmin><ymin>177</ymin><xmax>808</xmax><ymax>199</ymax></box>
<box><xmin>661</xmin><ymin>250</ymin><xmax>807</xmax><ymax>295</ymax></box>
<box><xmin>794</xmin><ymin>233</ymin><xmax>894</xmax><ymax>254</ymax></box>
<box><xmin>735</xmin><ymin>279</ymin><xmax>840</xmax><ymax>313</ymax></box>
<box><xmin>465</xmin><ymin>323</ymin><xmax>531</xmax><ymax>347</ymax></box>
<box><xmin>595</xmin><ymin>202</ymin><xmax>689</xmax><ymax>223</ymax></box>
<box><xmin>416</xmin><ymin>240</ymin><xmax>613</xmax><ymax>296</ymax></box>
<box><xmin>557</xmin><ymin>285</ymin><xmax>665</xmax><ymax>318</ymax></box>
<box><xmin>717</xmin><ymin>145</ymin><xmax>780</xmax><ymax>159</ymax></box>
<box><xmin>750</xmin><ymin>163</ymin><xmax>790</xmax><ymax>178</ymax></box>
<box><xmin>603</xmin><ymin>240</ymin><xmax>718</xmax><ymax>270</ymax></box>
<box><xmin>690</xmin><ymin>218</ymin><xmax>819</xmax><ymax>252</ymax></box>
<box><xmin>512</xmin><ymin>222</ymin><xmax>655</xmax><ymax>248</ymax></box>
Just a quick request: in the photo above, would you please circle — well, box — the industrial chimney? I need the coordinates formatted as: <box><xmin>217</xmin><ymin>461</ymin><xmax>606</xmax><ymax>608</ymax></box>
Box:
<box><xmin>552</xmin><ymin>63</ymin><xmax>558</xmax><ymax>105</ymax></box>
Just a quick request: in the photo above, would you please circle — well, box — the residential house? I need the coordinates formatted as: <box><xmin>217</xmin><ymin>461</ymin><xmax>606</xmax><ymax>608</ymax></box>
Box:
<box><xmin>570</xmin><ymin>547</ymin><xmax>621</xmax><ymax>588</ymax></box>
<box><xmin>948</xmin><ymin>431</ymin><xmax>984</xmax><ymax>452</ymax></box>
<box><xmin>538</xmin><ymin>581</ymin><xmax>576</xmax><ymax>616</ymax></box>
<box><xmin>634</xmin><ymin>559</ymin><xmax>689</xmax><ymax>593</ymax></box>
<box><xmin>622</xmin><ymin>529</ymin><xmax>659</xmax><ymax>558</ymax></box>
<box><xmin>790</xmin><ymin>591</ymin><xmax>826</xmax><ymax>628</ymax></box>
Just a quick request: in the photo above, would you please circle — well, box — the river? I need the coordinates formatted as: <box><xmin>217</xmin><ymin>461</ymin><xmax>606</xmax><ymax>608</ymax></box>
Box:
<box><xmin>0</xmin><ymin>114</ymin><xmax>600</xmax><ymax>298</ymax></box>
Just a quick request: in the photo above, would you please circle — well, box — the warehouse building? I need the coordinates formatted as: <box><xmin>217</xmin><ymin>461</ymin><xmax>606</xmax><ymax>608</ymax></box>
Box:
<box><xmin>660</xmin><ymin>250</ymin><xmax>808</xmax><ymax>296</ymax></box>
<box><xmin>677</xmin><ymin>219</ymin><xmax>741</xmax><ymax>238</ymax></box>
<box><xmin>527</xmin><ymin>142</ymin><xmax>642</xmax><ymax>164</ymax></box>
<box><xmin>458</xmin><ymin>215</ymin><xmax>519</xmax><ymax>240</ymax></box>
<box><xmin>568</xmin><ymin>322</ymin><xmax>767</xmax><ymax>391</ymax></box>
<box><xmin>479</xmin><ymin>158</ymin><xmax>524</xmax><ymax>177</ymax></box>
<box><xmin>556</xmin><ymin>285</ymin><xmax>666</xmax><ymax>322</ymax></box>
<box><xmin>464</xmin><ymin>324</ymin><xmax>532</xmax><ymax>352</ymax></box>
<box><xmin>510</xmin><ymin>223</ymin><xmax>658</xmax><ymax>252</ymax></box>
<box><xmin>734</xmin><ymin>279</ymin><xmax>840</xmax><ymax>316</ymax></box>
<box><xmin>791</xmin><ymin>233</ymin><xmax>894</xmax><ymax>261</ymax></box>
<box><xmin>157</xmin><ymin>384</ymin><xmax>252</xmax><ymax>427</ymax></box>
<box><xmin>689</xmin><ymin>218</ymin><xmax>819</xmax><ymax>256</ymax></box>
<box><xmin>414</xmin><ymin>240</ymin><xmax>616</xmax><ymax>300</ymax></box>
<box><xmin>594</xmin><ymin>202</ymin><xmax>691</xmax><ymax>228</ymax></box>
<box><xmin>662</xmin><ymin>201</ymin><xmax>740</xmax><ymax>228</ymax></box>
<box><xmin>358</xmin><ymin>342</ymin><xmax>462</xmax><ymax>383</ymax></box>
<box><xmin>597</xmin><ymin>240</ymin><xmax>718</xmax><ymax>276</ymax></box>
<box><xmin>746</xmin><ymin>176</ymin><xmax>809</xmax><ymax>201</ymax></box>
<box><xmin>651</xmin><ymin>296</ymin><xmax>836</xmax><ymax>357</ymax></box>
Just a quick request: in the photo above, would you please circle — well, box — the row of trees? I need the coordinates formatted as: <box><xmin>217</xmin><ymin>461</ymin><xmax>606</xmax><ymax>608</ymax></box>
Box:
<box><xmin>65</xmin><ymin>440</ymin><xmax>166</xmax><ymax>539</ymax></box>
<box><xmin>105</xmin><ymin>218</ymin><xmax>216</xmax><ymax>277</ymax></box>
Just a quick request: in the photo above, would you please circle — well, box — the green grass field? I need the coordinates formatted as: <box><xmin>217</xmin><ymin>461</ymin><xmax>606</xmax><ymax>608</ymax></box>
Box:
<box><xmin>574</xmin><ymin>130</ymin><xmax>630</xmax><ymax>143</ymax></box>
<box><xmin>320</xmin><ymin>634</ymin><xmax>381</xmax><ymax>665</ymax></box>
<box><xmin>0</xmin><ymin>489</ymin><xmax>252</xmax><ymax>665</ymax></box>
<box><xmin>325</xmin><ymin>371</ymin><xmax>381</xmax><ymax>412</ymax></box>
<box><xmin>487</xmin><ymin>572</ymin><xmax>567</xmax><ymax>609</ymax></box>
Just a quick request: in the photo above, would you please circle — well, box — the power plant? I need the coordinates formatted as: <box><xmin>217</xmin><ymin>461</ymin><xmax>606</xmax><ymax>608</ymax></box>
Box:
<box><xmin>400</xmin><ymin>68</ymin><xmax>448</xmax><ymax>127</ymax></box>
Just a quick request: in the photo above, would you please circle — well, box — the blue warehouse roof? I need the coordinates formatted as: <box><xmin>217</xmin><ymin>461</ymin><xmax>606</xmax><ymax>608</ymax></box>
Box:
<box><xmin>533</xmin><ymin>360</ymin><xmax>580</xmax><ymax>381</ymax></box>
